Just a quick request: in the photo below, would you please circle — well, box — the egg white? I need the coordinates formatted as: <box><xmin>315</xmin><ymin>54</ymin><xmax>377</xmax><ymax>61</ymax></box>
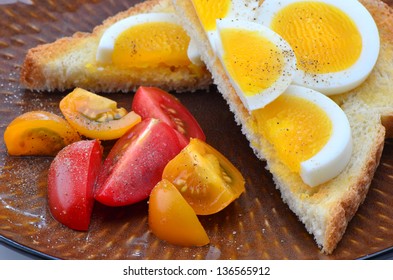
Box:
<box><xmin>215</xmin><ymin>19</ymin><xmax>296</xmax><ymax>111</ymax></box>
<box><xmin>187</xmin><ymin>37</ymin><xmax>203</xmax><ymax>66</ymax></box>
<box><xmin>257</xmin><ymin>0</ymin><xmax>380</xmax><ymax>95</ymax></box>
<box><xmin>282</xmin><ymin>85</ymin><xmax>352</xmax><ymax>187</ymax></box>
<box><xmin>96</xmin><ymin>13</ymin><xmax>182</xmax><ymax>64</ymax></box>
<box><xmin>187</xmin><ymin>0</ymin><xmax>260</xmax><ymax>68</ymax></box>
<box><xmin>196</xmin><ymin>0</ymin><xmax>259</xmax><ymax>53</ymax></box>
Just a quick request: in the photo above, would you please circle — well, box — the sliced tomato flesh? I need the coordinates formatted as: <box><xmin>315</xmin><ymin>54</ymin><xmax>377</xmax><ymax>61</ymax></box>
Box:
<box><xmin>60</xmin><ymin>88</ymin><xmax>141</xmax><ymax>140</ymax></box>
<box><xmin>132</xmin><ymin>86</ymin><xmax>205</xmax><ymax>145</ymax></box>
<box><xmin>162</xmin><ymin>138</ymin><xmax>245</xmax><ymax>215</ymax></box>
<box><xmin>4</xmin><ymin>110</ymin><xmax>80</xmax><ymax>156</ymax></box>
<box><xmin>47</xmin><ymin>139</ymin><xmax>103</xmax><ymax>231</ymax></box>
<box><xmin>94</xmin><ymin>118</ymin><xmax>183</xmax><ymax>207</ymax></box>
<box><xmin>148</xmin><ymin>179</ymin><xmax>210</xmax><ymax>247</ymax></box>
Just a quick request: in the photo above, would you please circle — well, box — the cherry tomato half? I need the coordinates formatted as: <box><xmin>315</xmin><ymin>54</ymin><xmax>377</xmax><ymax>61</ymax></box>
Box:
<box><xmin>47</xmin><ymin>139</ymin><xmax>103</xmax><ymax>231</ymax></box>
<box><xmin>60</xmin><ymin>88</ymin><xmax>141</xmax><ymax>140</ymax></box>
<box><xmin>4</xmin><ymin>110</ymin><xmax>81</xmax><ymax>156</ymax></box>
<box><xmin>148</xmin><ymin>179</ymin><xmax>209</xmax><ymax>247</ymax></box>
<box><xmin>94</xmin><ymin>118</ymin><xmax>183</xmax><ymax>207</ymax></box>
<box><xmin>162</xmin><ymin>138</ymin><xmax>245</xmax><ymax>215</ymax></box>
<box><xmin>132</xmin><ymin>86</ymin><xmax>205</xmax><ymax>146</ymax></box>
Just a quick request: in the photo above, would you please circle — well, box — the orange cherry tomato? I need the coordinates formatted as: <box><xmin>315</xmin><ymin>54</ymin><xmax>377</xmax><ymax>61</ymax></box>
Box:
<box><xmin>148</xmin><ymin>179</ymin><xmax>209</xmax><ymax>247</ymax></box>
<box><xmin>3</xmin><ymin>111</ymin><xmax>80</xmax><ymax>156</ymax></box>
<box><xmin>162</xmin><ymin>138</ymin><xmax>245</xmax><ymax>215</ymax></box>
<box><xmin>59</xmin><ymin>88</ymin><xmax>141</xmax><ymax>140</ymax></box>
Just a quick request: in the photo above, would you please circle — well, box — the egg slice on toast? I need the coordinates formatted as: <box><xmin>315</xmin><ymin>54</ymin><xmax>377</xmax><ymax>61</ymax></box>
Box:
<box><xmin>257</xmin><ymin>0</ymin><xmax>380</xmax><ymax>95</ymax></box>
<box><xmin>96</xmin><ymin>13</ymin><xmax>195</xmax><ymax>68</ymax></box>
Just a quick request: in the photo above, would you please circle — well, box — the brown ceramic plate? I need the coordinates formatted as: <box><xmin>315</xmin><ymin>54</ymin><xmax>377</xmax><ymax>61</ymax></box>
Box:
<box><xmin>1</xmin><ymin>0</ymin><xmax>393</xmax><ymax>260</ymax></box>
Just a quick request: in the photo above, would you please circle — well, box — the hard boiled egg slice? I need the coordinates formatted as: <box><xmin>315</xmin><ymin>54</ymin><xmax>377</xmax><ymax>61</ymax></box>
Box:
<box><xmin>96</xmin><ymin>13</ymin><xmax>193</xmax><ymax>68</ymax></box>
<box><xmin>187</xmin><ymin>37</ymin><xmax>203</xmax><ymax>66</ymax></box>
<box><xmin>257</xmin><ymin>0</ymin><xmax>380</xmax><ymax>95</ymax></box>
<box><xmin>215</xmin><ymin>19</ymin><xmax>296</xmax><ymax>110</ymax></box>
<box><xmin>252</xmin><ymin>85</ymin><xmax>352</xmax><ymax>187</ymax></box>
<box><xmin>190</xmin><ymin>0</ymin><xmax>259</xmax><ymax>51</ymax></box>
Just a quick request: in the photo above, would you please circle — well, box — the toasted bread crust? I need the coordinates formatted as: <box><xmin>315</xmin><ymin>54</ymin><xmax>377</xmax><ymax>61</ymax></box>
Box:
<box><xmin>173</xmin><ymin>0</ymin><xmax>392</xmax><ymax>254</ymax></box>
<box><xmin>363</xmin><ymin>0</ymin><xmax>393</xmax><ymax>45</ymax></box>
<box><xmin>21</xmin><ymin>33</ymin><xmax>88</xmax><ymax>89</ymax></box>
<box><xmin>382</xmin><ymin>113</ymin><xmax>393</xmax><ymax>138</ymax></box>
<box><xmin>324</xmin><ymin>120</ymin><xmax>385</xmax><ymax>253</ymax></box>
<box><xmin>20</xmin><ymin>0</ymin><xmax>211</xmax><ymax>93</ymax></box>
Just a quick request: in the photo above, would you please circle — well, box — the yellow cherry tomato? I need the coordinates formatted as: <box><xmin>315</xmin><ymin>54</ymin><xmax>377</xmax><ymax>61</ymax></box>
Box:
<box><xmin>4</xmin><ymin>111</ymin><xmax>81</xmax><ymax>156</ymax></box>
<box><xmin>162</xmin><ymin>138</ymin><xmax>245</xmax><ymax>215</ymax></box>
<box><xmin>59</xmin><ymin>88</ymin><xmax>141</xmax><ymax>140</ymax></box>
<box><xmin>148</xmin><ymin>179</ymin><xmax>209</xmax><ymax>247</ymax></box>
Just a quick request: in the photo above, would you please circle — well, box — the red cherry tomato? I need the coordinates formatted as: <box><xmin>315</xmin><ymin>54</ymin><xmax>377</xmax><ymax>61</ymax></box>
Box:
<box><xmin>47</xmin><ymin>139</ymin><xmax>103</xmax><ymax>231</ymax></box>
<box><xmin>94</xmin><ymin>118</ymin><xmax>183</xmax><ymax>207</ymax></box>
<box><xmin>131</xmin><ymin>86</ymin><xmax>205</xmax><ymax>146</ymax></box>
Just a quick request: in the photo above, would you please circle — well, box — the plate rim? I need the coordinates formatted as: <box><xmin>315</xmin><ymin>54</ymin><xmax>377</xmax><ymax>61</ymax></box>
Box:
<box><xmin>2</xmin><ymin>234</ymin><xmax>393</xmax><ymax>260</ymax></box>
<box><xmin>0</xmin><ymin>235</ymin><xmax>58</xmax><ymax>260</ymax></box>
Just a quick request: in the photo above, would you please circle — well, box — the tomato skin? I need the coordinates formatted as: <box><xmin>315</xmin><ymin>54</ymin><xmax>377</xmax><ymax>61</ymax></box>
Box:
<box><xmin>162</xmin><ymin>138</ymin><xmax>245</xmax><ymax>215</ymax></box>
<box><xmin>94</xmin><ymin>118</ymin><xmax>183</xmax><ymax>207</ymax></box>
<box><xmin>132</xmin><ymin>86</ymin><xmax>205</xmax><ymax>145</ymax></box>
<box><xmin>60</xmin><ymin>88</ymin><xmax>141</xmax><ymax>140</ymax></box>
<box><xmin>148</xmin><ymin>179</ymin><xmax>209</xmax><ymax>247</ymax></box>
<box><xmin>4</xmin><ymin>111</ymin><xmax>80</xmax><ymax>156</ymax></box>
<box><xmin>47</xmin><ymin>139</ymin><xmax>103</xmax><ymax>231</ymax></box>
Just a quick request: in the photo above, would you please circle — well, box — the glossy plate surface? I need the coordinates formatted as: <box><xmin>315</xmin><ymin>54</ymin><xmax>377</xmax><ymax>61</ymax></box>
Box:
<box><xmin>1</xmin><ymin>0</ymin><xmax>393</xmax><ymax>260</ymax></box>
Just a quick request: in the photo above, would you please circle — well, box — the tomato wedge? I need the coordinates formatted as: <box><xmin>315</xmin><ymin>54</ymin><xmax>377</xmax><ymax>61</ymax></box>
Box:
<box><xmin>148</xmin><ymin>179</ymin><xmax>209</xmax><ymax>247</ymax></box>
<box><xmin>131</xmin><ymin>86</ymin><xmax>205</xmax><ymax>146</ymax></box>
<box><xmin>162</xmin><ymin>138</ymin><xmax>245</xmax><ymax>215</ymax></box>
<box><xmin>94</xmin><ymin>118</ymin><xmax>183</xmax><ymax>206</ymax></box>
<box><xmin>4</xmin><ymin>110</ymin><xmax>80</xmax><ymax>156</ymax></box>
<box><xmin>47</xmin><ymin>139</ymin><xmax>103</xmax><ymax>231</ymax></box>
<box><xmin>60</xmin><ymin>88</ymin><xmax>141</xmax><ymax>140</ymax></box>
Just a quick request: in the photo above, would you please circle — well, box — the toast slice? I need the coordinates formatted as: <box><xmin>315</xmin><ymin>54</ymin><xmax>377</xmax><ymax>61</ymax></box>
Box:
<box><xmin>20</xmin><ymin>0</ymin><xmax>211</xmax><ymax>93</ymax></box>
<box><xmin>172</xmin><ymin>0</ymin><xmax>392</xmax><ymax>254</ymax></box>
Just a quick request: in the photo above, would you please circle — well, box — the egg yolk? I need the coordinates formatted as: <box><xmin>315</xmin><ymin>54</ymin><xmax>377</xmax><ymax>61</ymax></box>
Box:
<box><xmin>220</xmin><ymin>28</ymin><xmax>285</xmax><ymax>96</ymax></box>
<box><xmin>252</xmin><ymin>94</ymin><xmax>332</xmax><ymax>173</ymax></box>
<box><xmin>271</xmin><ymin>2</ymin><xmax>362</xmax><ymax>74</ymax></box>
<box><xmin>191</xmin><ymin>0</ymin><xmax>231</xmax><ymax>31</ymax></box>
<box><xmin>112</xmin><ymin>22</ymin><xmax>191</xmax><ymax>68</ymax></box>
